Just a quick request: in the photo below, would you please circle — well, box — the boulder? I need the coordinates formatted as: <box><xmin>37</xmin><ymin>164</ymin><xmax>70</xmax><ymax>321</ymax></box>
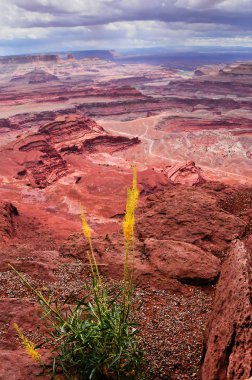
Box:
<box><xmin>143</xmin><ymin>238</ymin><xmax>220</xmax><ymax>285</ymax></box>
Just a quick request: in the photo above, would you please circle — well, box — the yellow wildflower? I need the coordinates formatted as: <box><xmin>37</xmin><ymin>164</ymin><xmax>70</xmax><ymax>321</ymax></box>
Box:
<box><xmin>81</xmin><ymin>209</ymin><xmax>91</xmax><ymax>241</ymax></box>
<box><xmin>81</xmin><ymin>207</ymin><xmax>102</xmax><ymax>286</ymax></box>
<box><xmin>123</xmin><ymin>210</ymin><xmax>135</xmax><ymax>242</ymax></box>
<box><xmin>132</xmin><ymin>165</ymin><xmax>138</xmax><ymax>193</ymax></box>
<box><xmin>123</xmin><ymin>167</ymin><xmax>139</xmax><ymax>244</ymax></box>
<box><xmin>131</xmin><ymin>165</ymin><xmax>139</xmax><ymax>210</ymax></box>
<box><xmin>13</xmin><ymin>323</ymin><xmax>41</xmax><ymax>363</ymax></box>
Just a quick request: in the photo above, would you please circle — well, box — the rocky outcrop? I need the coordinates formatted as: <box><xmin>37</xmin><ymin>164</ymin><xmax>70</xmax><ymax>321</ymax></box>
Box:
<box><xmin>165</xmin><ymin>161</ymin><xmax>205</xmax><ymax>186</ymax></box>
<box><xmin>0</xmin><ymin>202</ymin><xmax>19</xmax><ymax>240</ymax></box>
<box><xmin>16</xmin><ymin>136</ymin><xmax>68</xmax><ymax>188</ymax></box>
<box><xmin>156</xmin><ymin>115</ymin><xmax>252</xmax><ymax>133</ymax></box>
<box><xmin>138</xmin><ymin>168</ymin><xmax>169</xmax><ymax>194</ymax></box>
<box><xmin>82</xmin><ymin>135</ymin><xmax>140</xmax><ymax>153</ymax></box>
<box><xmin>39</xmin><ymin>114</ymin><xmax>105</xmax><ymax>150</ymax></box>
<box><xmin>136</xmin><ymin>187</ymin><xmax>246</xmax><ymax>258</ymax></box>
<box><xmin>38</xmin><ymin>114</ymin><xmax>140</xmax><ymax>154</ymax></box>
<box><xmin>200</xmin><ymin>240</ymin><xmax>252</xmax><ymax>380</ymax></box>
<box><xmin>13</xmin><ymin>114</ymin><xmax>140</xmax><ymax>188</ymax></box>
<box><xmin>59</xmin><ymin>184</ymin><xmax>251</xmax><ymax>291</ymax></box>
<box><xmin>59</xmin><ymin>231</ymin><xmax>220</xmax><ymax>291</ymax></box>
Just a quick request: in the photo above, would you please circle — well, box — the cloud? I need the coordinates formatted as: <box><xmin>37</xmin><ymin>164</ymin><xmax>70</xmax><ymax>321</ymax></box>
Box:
<box><xmin>0</xmin><ymin>0</ymin><xmax>252</xmax><ymax>54</ymax></box>
<box><xmin>175</xmin><ymin>0</ymin><xmax>223</xmax><ymax>10</ymax></box>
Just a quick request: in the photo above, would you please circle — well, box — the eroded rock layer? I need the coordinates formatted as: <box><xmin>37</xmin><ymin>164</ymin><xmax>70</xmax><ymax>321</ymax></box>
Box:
<box><xmin>15</xmin><ymin>136</ymin><xmax>68</xmax><ymax>188</ymax></box>
<box><xmin>11</xmin><ymin>114</ymin><xmax>139</xmax><ymax>188</ymax></box>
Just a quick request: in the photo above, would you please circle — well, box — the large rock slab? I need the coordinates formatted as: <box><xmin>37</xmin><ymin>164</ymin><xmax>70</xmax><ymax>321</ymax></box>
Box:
<box><xmin>137</xmin><ymin>187</ymin><xmax>246</xmax><ymax>258</ymax></box>
<box><xmin>143</xmin><ymin>238</ymin><xmax>220</xmax><ymax>285</ymax></box>
<box><xmin>200</xmin><ymin>240</ymin><xmax>252</xmax><ymax>380</ymax></box>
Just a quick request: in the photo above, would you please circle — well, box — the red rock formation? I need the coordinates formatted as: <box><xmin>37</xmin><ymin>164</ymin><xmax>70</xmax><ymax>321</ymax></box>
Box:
<box><xmin>12</xmin><ymin>114</ymin><xmax>140</xmax><ymax>188</ymax></box>
<box><xmin>194</xmin><ymin>64</ymin><xmax>225</xmax><ymax>77</ymax></box>
<box><xmin>59</xmin><ymin>231</ymin><xmax>220</xmax><ymax>291</ymax></box>
<box><xmin>138</xmin><ymin>168</ymin><xmax>169</xmax><ymax>194</ymax></box>
<box><xmin>156</xmin><ymin>115</ymin><xmax>252</xmax><ymax>133</ymax></box>
<box><xmin>142</xmin><ymin>238</ymin><xmax>220</xmax><ymax>285</ymax></box>
<box><xmin>82</xmin><ymin>135</ymin><xmax>140</xmax><ymax>153</ymax></box>
<box><xmin>0</xmin><ymin>55</ymin><xmax>252</xmax><ymax>379</ymax></box>
<box><xmin>165</xmin><ymin>161</ymin><xmax>205</xmax><ymax>186</ymax></box>
<box><xmin>59</xmin><ymin>184</ymin><xmax>251</xmax><ymax>290</ymax></box>
<box><xmin>136</xmin><ymin>186</ymin><xmax>246</xmax><ymax>258</ymax></box>
<box><xmin>168</xmin><ymin>76</ymin><xmax>252</xmax><ymax>97</ymax></box>
<box><xmin>15</xmin><ymin>136</ymin><xmax>68</xmax><ymax>188</ymax></box>
<box><xmin>39</xmin><ymin>114</ymin><xmax>105</xmax><ymax>150</ymax></box>
<box><xmin>0</xmin><ymin>182</ymin><xmax>251</xmax><ymax>379</ymax></box>
<box><xmin>0</xmin><ymin>82</ymin><xmax>147</xmax><ymax>106</ymax></box>
<box><xmin>0</xmin><ymin>202</ymin><xmax>19</xmax><ymax>240</ymax></box>
<box><xmin>0</xmin><ymin>348</ymin><xmax>41</xmax><ymax>380</ymax></box>
<box><xmin>38</xmin><ymin>114</ymin><xmax>140</xmax><ymax>154</ymax></box>
<box><xmin>200</xmin><ymin>240</ymin><xmax>252</xmax><ymax>380</ymax></box>
<box><xmin>106</xmin><ymin>85</ymin><xmax>144</xmax><ymax>97</ymax></box>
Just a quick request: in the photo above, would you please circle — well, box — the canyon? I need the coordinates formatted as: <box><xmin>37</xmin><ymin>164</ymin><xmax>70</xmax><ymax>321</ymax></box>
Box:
<box><xmin>0</xmin><ymin>53</ymin><xmax>251</xmax><ymax>379</ymax></box>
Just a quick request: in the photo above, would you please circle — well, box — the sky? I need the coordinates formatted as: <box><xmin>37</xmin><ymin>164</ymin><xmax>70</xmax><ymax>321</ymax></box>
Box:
<box><xmin>1</xmin><ymin>0</ymin><xmax>252</xmax><ymax>55</ymax></box>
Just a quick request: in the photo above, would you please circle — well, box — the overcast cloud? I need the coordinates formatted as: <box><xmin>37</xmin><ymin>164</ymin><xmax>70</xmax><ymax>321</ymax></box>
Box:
<box><xmin>0</xmin><ymin>0</ymin><xmax>252</xmax><ymax>55</ymax></box>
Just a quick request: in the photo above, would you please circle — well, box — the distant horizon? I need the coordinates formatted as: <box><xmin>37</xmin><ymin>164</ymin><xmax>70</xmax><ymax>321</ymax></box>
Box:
<box><xmin>1</xmin><ymin>1</ymin><xmax>252</xmax><ymax>56</ymax></box>
<box><xmin>2</xmin><ymin>46</ymin><xmax>252</xmax><ymax>72</ymax></box>
<box><xmin>2</xmin><ymin>45</ymin><xmax>252</xmax><ymax>58</ymax></box>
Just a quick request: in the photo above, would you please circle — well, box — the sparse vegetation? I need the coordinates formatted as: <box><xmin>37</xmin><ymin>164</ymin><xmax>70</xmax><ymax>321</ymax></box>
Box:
<box><xmin>11</xmin><ymin>166</ymin><xmax>144</xmax><ymax>379</ymax></box>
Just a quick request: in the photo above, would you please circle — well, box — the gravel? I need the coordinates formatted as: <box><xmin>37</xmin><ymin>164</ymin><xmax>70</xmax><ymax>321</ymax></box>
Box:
<box><xmin>1</xmin><ymin>259</ymin><xmax>214</xmax><ymax>379</ymax></box>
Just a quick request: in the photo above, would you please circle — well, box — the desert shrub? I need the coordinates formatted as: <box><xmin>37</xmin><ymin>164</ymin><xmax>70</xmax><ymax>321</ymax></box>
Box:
<box><xmin>11</xmin><ymin>166</ymin><xmax>144</xmax><ymax>380</ymax></box>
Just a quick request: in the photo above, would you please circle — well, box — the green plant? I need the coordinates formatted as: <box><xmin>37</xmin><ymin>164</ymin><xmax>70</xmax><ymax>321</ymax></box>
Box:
<box><xmin>11</xmin><ymin>166</ymin><xmax>144</xmax><ymax>379</ymax></box>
